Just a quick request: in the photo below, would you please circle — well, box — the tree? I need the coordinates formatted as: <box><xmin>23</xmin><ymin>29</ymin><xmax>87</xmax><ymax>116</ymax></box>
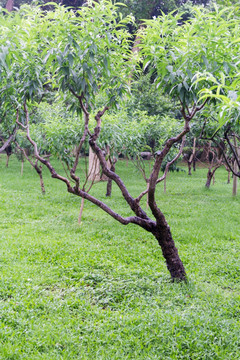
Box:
<box><xmin>1</xmin><ymin>1</ymin><xmax>239</xmax><ymax>281</ymax></box>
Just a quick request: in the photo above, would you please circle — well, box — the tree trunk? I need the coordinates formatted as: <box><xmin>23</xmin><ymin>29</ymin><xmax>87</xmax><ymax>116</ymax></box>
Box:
<box><xmin>154</xmin><ymin>224</ymin><xmax>186</xmax><ymax>281</ymax></box>
<box><xmin>164</xmin><ymin>175</ymin><xmax>167</xmax><ymax>194</ymax></box>
<box><xmin>88</xmin><ymin>147</ymin><xmax>108</xmax><ymax>182</ymax></box>
<box><xmin>39</xmin><ymin>172</ymin><xmax>45</xmax><ymax>194</ymax></box>
<box><xmin>78</xmin><ymin>197</ymin><xmax>85</xmax><ymax>224</ymax></box>
<box><xmin>232</xmin><ymin>159</ymin><xmax>238</xmax><ymax>196</ymax></box>
<box><xmin>205</xmin><ymin>170</ymin><xmax>213</xmax><ymax>188</ymax></box>
<box><xmin>227</xmin><ymin>169</ymin><xmax>231</xmax><ymax>184</ymax></box>
<box><xmin>201</xmin><ymin>141</ymin><xmax>211</xmax><ymax>162</ymax></box>
<box><xmin>188</xmin><ymin>137</ymin><xmax>196</xmax><ymax>175</ymax></box>
<box><xmin>21</xmin><ymin>160</ymin><xmax>24</xmax><ymax>176</ymax></box>
<box><xmin>232</xmin><ymin>136</ymin><xmax>239</xmax><ymax>196</ymax></box>
<box><xmin>193</xmin><ymin>158</ymin><xmax>196</xmax><ymax>172</ymax></box>
<box><xmin>6</xmin><ymin>154</ymin><xmax>10</xmax><ymax>167</ymax></box>
<box><xmin>106</xmin><ymin>163</ymin><xmax>115</xmax><ymax>197</ymax></box>
<box><xmin>88</xmin><ymin>147</ymin><xmax>101</xmax><ymax>182</ymax></box>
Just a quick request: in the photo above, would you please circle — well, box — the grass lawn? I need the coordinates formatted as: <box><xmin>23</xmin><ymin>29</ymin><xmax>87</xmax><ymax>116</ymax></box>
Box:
<box><xmin>0</xmin><ymin>155</ymin><xmax>239</xmax><ymax>359</ymax></box>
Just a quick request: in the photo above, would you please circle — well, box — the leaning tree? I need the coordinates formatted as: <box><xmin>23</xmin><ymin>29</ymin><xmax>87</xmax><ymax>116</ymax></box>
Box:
<box><xmin>1</xmin><ymin>1</ymin><xmax>240</xmax><ymax>281</ymax></box>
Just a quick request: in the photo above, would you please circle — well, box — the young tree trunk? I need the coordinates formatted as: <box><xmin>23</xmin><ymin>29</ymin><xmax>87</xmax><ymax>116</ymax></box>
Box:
<box><xmin>232</xmin><ymin>159</ymin><xmax>238</xmax><ymax>196</ymax></box>
<box><xmin>232</xmin><ymin>136</ymin><xmax>239</xmax><ymax>196</ymax></box>
<box><xmin>88</xmin><ymin>146</ymin><xmax>101</xmax><ymax>182</ymax></box>
<box><xmin>188</xmin><ymin>160</ymin><xmax>192</xmax><ymax>176</ymax></box>
<box><xmin>164</xmin><ymin>175</ymin><xmax>167</xmax><ymax>194</ymax></box>
<box><xmin>39</xmin><ymin>172</ymin><xmax>45</xmax><ymax>194</ymax></box>
<box><xmin>188</xmin><ymin>137</ymin><xmax>196</xmax><ymax>176</ymax></box>
<box><xmin>78</xmin><ymin>197</ymin><xmax>85</xmax><ymax>224</ymax></box>
<box><xmin>193</xmin><ymin>158</ymin><xmax>196</xmax><ymax>172</ymax></box>
<box><xmin>106</xmin><ymin>163</ymin><xmax>115</xmax><ymax>197</ymax></box>
<box><xmin>21</xmin><ymin>160</ymin><xmax>24</xmax><ymax>176</ymax></box>
<box><xmin>6</xmin><ymin>154</ymin><xmax>10</xmax><ymax>167</ymax></box>
<box><xmin>154</xmin><ymin>222</ymin><xmax>186</xmax><ymax>281</ymax></box>
<box><xmin>227</xmin><ymin>169</ymin><xmax>231</xmax><ymax>184</ymax></box>
<box><xmin>205</xmin><ymin>169</ymin><xmax>213</xmax><ymax>188</ymax></box>
<box><xmin>88</xmin><ymin>147</ymin><xmax>108</xmax><ymax>182</ymax></box>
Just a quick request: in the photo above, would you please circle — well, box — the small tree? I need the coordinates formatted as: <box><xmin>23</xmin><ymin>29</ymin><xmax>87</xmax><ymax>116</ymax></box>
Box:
<box><xmin>1</xmin><ymin>2</ymin><xmax>240</xmax><ymax>281</ymax></box>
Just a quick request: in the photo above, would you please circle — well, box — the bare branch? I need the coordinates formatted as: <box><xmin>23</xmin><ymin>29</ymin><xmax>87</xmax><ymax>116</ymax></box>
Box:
<box><xmin>22</xmin><ymin>103</ymin><xmax>73</xmax><ymax>190</ymax></box>
<box><xmin>72</xmin><ymin>187</ymin><xmax>156</xmax><ymax>232</ymax></box>
<box><xmin>225</xmin><ymin>132</ymin><xmax>240</xmax><ymax>171</ymax></box>
<box><xmin>89</xmin><ymin>106</ymin><xmax>149</xmax><ymax>220</ymax></box>
<box><xmin>0</xmin><ymin>130</ymin><xmax>16</xmax><ymax>153</ymax></box>
<box><xmin>148</xmin><ymin>120</ymin><xmax>190</xmax><ymax>221</ymax></box>
<box><xmin>157</xmin><ymin>135</ymin><xmax>186</xmax><ymax>184</ymax></box>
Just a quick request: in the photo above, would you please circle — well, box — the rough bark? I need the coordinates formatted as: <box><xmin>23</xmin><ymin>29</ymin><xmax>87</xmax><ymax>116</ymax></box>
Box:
<box><xmin>154</xmin><ymin>223</ymin><xmax>186</xmax><ymax>281</ymax></box>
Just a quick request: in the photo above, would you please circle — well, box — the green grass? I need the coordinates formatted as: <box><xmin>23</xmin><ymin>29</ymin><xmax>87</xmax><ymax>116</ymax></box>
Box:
<box><xmin>0</xmin><ymin>154</ymin><xmax>239</xmax><ymax>360</ymax></box>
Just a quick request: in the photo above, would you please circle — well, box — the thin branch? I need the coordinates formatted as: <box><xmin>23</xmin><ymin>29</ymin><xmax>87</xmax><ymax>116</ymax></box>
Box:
<box><xmin>148</xmin><ymin>120</ymin><xmax>190</xmax><ymax>221</ymax></box>
<box><xmin>88</xmin><ymin>106</ymin><xmax>150</xmax><ymax>220</ymax></box>
<box><xmin>22</xmin><ymin>103</ymin><xmax>73</xmax><ymax>190</ymax></box>
<box><xmin>156</xmin><ymin>135</ymin><xmax>186</xmax><ymax>184</ymax></box>
<box><xmin>72</xmin><ymin>187</ymin><xmax>156</xmax><ymax>232</ymax></box>
<box><xmin>0</xmin><ymin>131</ymin><xmax>16</xmax><ymax>153</ymax></box>
<box><xmin>225</xmin><ymin>132</ymin><xmax>240</xmax><ymax>170</ymax></box>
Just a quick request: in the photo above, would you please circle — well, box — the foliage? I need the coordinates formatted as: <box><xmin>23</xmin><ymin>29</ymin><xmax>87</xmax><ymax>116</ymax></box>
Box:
<box><xmin>141</xmin><ymin>5</ymin><xmax>240</xmax><ymax>119</ymax></box>
<box><xmin>127</xmin><ymin>73</ymin><xmax>176</xmax><ymax>117</ymax></box>
<box><xmin>31</xmin><ymin>102</ymin><xmax>85</xmax><ymax>166</ymax></box>
<box><xmin>0</xmin><ymin>1</ymin><xmax>134</xmax><ymax>111</ymax></box>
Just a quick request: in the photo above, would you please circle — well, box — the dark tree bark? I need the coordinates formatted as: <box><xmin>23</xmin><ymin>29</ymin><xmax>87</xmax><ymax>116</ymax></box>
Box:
<box><xmin>154</xmin><ymin>216</ymin><xmax>186</xmax><ymax>280</ymax></box>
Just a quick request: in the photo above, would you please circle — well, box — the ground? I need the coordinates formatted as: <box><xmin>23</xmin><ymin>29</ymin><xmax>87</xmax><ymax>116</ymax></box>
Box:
<box><xmin>0</xmin><ymin>155</ymin><xmax>239</xmax><ymax>359</ymax></box>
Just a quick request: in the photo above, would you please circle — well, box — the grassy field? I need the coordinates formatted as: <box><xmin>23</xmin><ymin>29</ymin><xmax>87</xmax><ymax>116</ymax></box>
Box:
<box><xmin>0</xmin><ymin>154</ymin><xmax>239</xmax><ymax>360</ymax></box>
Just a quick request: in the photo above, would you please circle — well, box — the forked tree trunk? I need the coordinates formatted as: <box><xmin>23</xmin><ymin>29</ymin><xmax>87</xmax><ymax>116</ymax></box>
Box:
<box><xmin>205</xmin><ymin>163</ymin><xmax>222</xmax><ymax>188</ymax></box>
<box><xmin>205</xmin><ymin>171</ymin><xmax>212</xmax><ymax>188</ymax></box>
